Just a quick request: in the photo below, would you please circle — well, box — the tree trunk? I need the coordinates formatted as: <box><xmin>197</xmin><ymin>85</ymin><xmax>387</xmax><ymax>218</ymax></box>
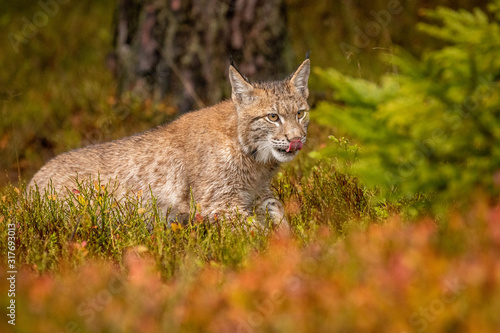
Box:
<box><xmin>112</xmin><ymin>0</ymin><xmax>288</xmax><ymax>113</ymax></box>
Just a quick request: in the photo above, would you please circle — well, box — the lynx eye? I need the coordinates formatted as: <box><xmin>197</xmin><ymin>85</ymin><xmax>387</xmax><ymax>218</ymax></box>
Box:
<box><xmin>297</xmin><ymin>110</ymin><xmax>306</xmax><ymax>119</ymax></box>
<box><xmin>268</xmin><ymin>113</ymin><xmax>279</xmax><ymax>122</ymax></box>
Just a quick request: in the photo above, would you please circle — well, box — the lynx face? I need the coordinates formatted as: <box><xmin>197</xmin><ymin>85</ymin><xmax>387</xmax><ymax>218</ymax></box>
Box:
<box><xmin>229</xmin><ymin>59</ymin><xmax>310</xmax><ymax>164</ymax></box>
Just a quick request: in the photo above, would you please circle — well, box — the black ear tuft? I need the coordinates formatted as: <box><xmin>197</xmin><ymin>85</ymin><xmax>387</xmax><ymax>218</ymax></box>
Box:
<box><xmin>228</xmin><ymin>55</ymin><xmax>250</xmax><ymax>83</ymax></box>
<box><xmin>305</xmin><ymin>50</ymin><xmax>311</xmax><ymax>60</ymax></box>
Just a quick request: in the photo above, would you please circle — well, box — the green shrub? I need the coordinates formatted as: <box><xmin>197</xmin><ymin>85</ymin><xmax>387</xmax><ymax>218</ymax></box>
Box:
<box><xmin>313</xmin><ymin>1</ymin><xmax>500</xmax><ymax>213</ymax></box>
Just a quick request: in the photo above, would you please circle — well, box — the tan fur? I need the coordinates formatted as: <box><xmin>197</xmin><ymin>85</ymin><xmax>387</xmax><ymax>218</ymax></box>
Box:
<box><xmin>29</xmin><ymin>59</ymin><xmax>311</xmax><ymax>229</ymax></box>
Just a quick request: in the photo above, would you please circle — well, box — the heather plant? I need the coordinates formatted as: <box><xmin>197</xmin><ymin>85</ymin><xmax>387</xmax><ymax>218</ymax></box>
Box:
<box><xmin>0</xmin><ymin>154</ymin><xmax>378</xmax><ymax>277</ymax></box>
<box><xmin>0</xmin><ymin>181</ymin><xmax>278</xmax><ymax>277</ymax></box>
<box><xmin>313</xmin><ymin>1</ymin><xmax>500</xmax><ymax>213</ymax></box>
<box><xmin>2</xmin><ymin>198</ymin><xmax>500</xmax><ymax>332</ymax></box>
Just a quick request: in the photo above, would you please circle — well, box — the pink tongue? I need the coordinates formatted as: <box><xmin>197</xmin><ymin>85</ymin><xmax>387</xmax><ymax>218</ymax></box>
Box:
<box><xmin>286</xmin><ymin>140</ymin><xmax>303</xmax><ymax>153</ymax></box>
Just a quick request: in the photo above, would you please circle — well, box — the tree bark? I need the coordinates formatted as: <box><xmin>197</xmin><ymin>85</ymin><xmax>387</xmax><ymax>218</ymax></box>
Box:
<box><xmin>112</xmin><ymin>0</ymin><xmax>288</xmax><ymax>113</ymax></box>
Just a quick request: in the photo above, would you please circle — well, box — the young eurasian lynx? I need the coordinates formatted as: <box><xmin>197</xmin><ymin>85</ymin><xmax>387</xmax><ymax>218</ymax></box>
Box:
<box><xmin>29</xmin><ymin>57</ymin><xmax>311</xmax><ymax>229</ymax></box>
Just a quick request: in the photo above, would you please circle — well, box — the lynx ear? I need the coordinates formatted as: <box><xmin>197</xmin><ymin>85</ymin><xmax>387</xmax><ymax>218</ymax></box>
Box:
<box><xmin>229</xmin><ymin>65</ymin><xmax>254</xmax><ymax>105</ymax></box>
<box><xmin>290</xmin><ymin>58</ymin><xmax>310</xmax><ymax>99</ymax></box>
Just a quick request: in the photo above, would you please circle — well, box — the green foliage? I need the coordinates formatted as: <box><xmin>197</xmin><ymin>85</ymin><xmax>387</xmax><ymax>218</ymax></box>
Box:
<box><xmin>275</xmin><ymin>162</ymin><xmax>376</xmax><ymax>240</ymax></box>
<box><xmin>313</xmin><ymin>2</ymin><xmax>500</xmax><ymax>212</ymax></box>
<box><xmin>0</xmin><ymin>182</ymin><xmax>271</xmax><ymax>277</ymax></box>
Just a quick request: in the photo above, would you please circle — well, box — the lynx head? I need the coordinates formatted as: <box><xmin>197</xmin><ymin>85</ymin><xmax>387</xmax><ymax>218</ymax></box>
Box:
<box><xmin>229</xmin><ymin>57</ymin><xmax>310</xmax><ymax>164</ymax></box>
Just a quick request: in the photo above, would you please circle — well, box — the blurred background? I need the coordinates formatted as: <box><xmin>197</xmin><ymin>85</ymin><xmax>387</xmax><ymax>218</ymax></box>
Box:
<box><xmin>0</xmin><ymin>0</ymin><xmax>490</xmax><ymax>187</ymax></box>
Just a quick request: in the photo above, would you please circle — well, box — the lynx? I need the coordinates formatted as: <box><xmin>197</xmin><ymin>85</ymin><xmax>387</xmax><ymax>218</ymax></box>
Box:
<box><xmin>29</xmin><ymin>57</ymin><xmax>311</xmax><ymax>230</ymax></box>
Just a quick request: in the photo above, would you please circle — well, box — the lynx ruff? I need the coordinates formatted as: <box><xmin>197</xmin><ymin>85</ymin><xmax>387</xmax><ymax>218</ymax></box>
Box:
<box><xmin>29</xmin><ymin>58</ymin><xmax>311</xmax><ymax>230</ymax></box>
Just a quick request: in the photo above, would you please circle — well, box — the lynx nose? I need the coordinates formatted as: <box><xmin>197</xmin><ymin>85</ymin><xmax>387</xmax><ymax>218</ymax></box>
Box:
<box><xmin>286</xmin><ymin>138</ymin><xmax>303</xmax><ymax>153</ymax></box>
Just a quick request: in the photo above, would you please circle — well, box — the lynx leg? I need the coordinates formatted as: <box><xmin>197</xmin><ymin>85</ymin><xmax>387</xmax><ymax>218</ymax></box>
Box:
<box><xmin>255</xmin><ymin>197</ymin><xmax>290</xmax><ymax>231</ymax></box>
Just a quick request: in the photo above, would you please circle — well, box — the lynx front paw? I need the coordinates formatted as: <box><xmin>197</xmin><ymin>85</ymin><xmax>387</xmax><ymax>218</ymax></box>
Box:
<box><xmin>256</xmin><ymin>198</ymin><xmax>290</xmax><ymax>231</ymax></box>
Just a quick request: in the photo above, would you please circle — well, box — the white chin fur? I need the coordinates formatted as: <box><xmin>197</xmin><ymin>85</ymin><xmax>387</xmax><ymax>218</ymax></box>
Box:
<box><xmin>271</xmin><ymin>149</ymin><xmax>298</xmax><ymax>163</ymax></box>
<box><xmin>253</xmin><ymin>142</ymin><xmax>298</xmax><ymax>164</ymax></box>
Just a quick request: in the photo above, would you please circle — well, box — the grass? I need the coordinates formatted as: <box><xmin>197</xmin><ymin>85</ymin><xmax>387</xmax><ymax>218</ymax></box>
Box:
<box><xmin>0</xmin><ymin>158</ymin><xmax>378</xmax><ymax>277</ymax></box>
